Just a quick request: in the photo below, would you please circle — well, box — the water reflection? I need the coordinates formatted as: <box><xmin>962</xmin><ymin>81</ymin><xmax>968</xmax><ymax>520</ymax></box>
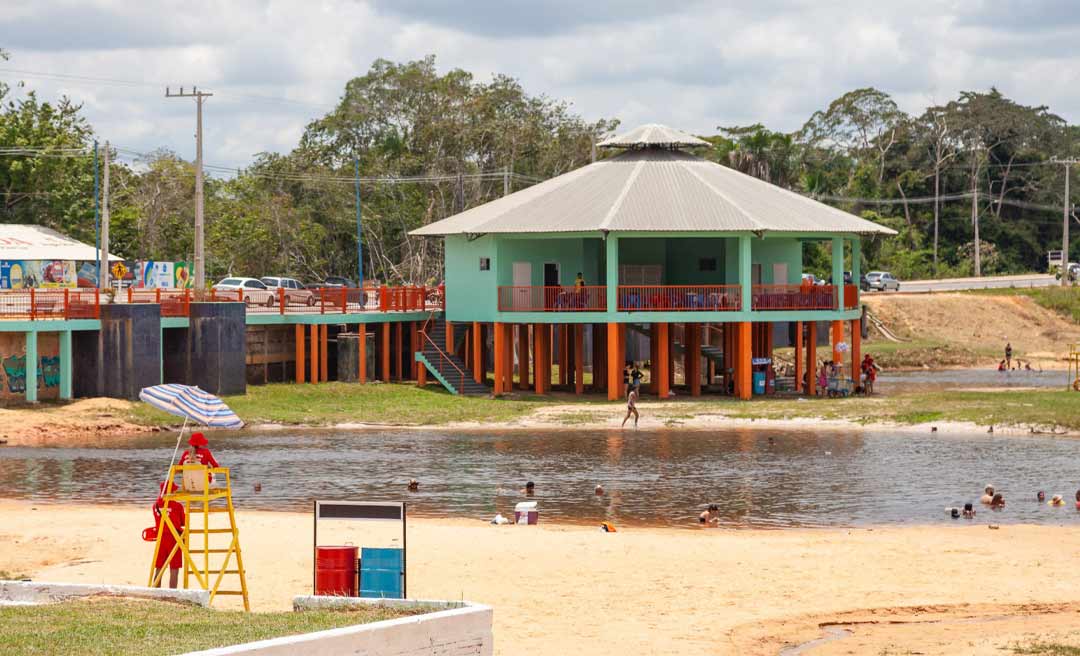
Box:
<box><xmin>2</xmin><ymin>428</ymin><xmax>1080</xmax><ymax>529</ymax></box>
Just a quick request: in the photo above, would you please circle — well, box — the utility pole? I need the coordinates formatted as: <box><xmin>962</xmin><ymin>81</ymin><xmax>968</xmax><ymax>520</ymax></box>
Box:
<box><xmin>971</xmin><ymin>170</ymin><xmax>980</xmax><ymax>277</ymax></box>
<box><xmin>100</xmin><ymin>140</ymin><xmax>110</xmax><ymax>289</ymax></box>
<box><xmin>93</xmin><ymin>141</ymin><xmax>100</xmax><ymax>284</ymax></box>
<box><xmin>502</xmin><ymin>165</ymin><xmax>509</xmax><ymax>197</ymax></box>
<box><xmin>166</xmin><ymin>86</ymin><xmax>213</xmax><ymax>289</ymax></box>
<box><xmin>354</xmin><ymin>158</ymin><xmax>363</xmax><ymax>287</ymax></box>
<box><xmin>1053</xmin><ymin>158</ymin><xmax>1080</xmax><ymax>286</ymax></box>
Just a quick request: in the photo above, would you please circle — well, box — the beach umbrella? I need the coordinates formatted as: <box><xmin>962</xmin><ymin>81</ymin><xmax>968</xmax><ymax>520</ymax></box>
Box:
<box><xmin>139</xmin><ymin>384</ymin><xmax>244</xmax><ymax>484</ymax></box>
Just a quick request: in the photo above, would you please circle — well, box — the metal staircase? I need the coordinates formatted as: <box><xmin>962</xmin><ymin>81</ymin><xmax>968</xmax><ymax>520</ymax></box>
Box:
<box><xmin>416</xmin><ymin>317</ymin><xmax>490</xmax><ymax>396</ymax></box>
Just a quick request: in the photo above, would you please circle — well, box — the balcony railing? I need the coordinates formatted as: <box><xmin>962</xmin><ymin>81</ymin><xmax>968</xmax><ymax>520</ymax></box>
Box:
<box><xmin>843</xmin><ymin>284</ymin><xmax>859</xmax><ymax>309</ymax></box>
<box><xmin>0</xmin><ymin>288</ymin><xmax>101</xmax><ymax>321</ymax></box>
<box><xmin>751</xmin><ymin>284</ymin><xmax>836</xmax><ymax>310</ymax></box>
<box><xmin>498</xmin><ymin>286</ymin><xmax>607</xmax><ymax>312</ymax></box>
<box><xmin>617</xmin><ymin>285</ymin><xmax>741</xmax><ymax>311</ymax></box>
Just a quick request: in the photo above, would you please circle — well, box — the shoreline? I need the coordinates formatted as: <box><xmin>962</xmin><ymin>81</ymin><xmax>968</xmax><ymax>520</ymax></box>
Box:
<box><xmin>6</xmin><ymin>500</ymin><xmax>1080</xmax><ymax>655</ymax></box>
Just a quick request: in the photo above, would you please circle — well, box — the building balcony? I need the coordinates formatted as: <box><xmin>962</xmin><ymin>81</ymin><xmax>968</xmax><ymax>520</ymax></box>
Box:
<box><xmin>498</xmin><ymin>286</ymin><xmax>607</xmax><ymax>312</ymax></box>
<box><xmin>617</xmin><ymin>285</ymin><xmax>741</xmax><ymax>311</ymax></box>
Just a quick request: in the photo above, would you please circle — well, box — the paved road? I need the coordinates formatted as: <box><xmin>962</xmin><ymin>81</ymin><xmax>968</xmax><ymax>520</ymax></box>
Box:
<box><xmin>878</xmin><ymin>273</ymin><xmax>1059</xmax><ymax>294</ymax></box>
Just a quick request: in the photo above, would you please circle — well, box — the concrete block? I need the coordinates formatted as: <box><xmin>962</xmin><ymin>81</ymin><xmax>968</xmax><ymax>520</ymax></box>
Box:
<box><xmin>0</xmin><ymin>580</ymin><xmax>209</xmax><ymax>607</ymax></box>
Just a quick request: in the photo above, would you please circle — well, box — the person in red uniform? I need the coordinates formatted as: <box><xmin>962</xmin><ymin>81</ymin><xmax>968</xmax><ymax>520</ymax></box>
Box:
<box><xmin>152</xmin><ymin>481</ymin><xmax>186</xmax><ymax>588</ymax></box>
<box><xmin>179</xmin><ymin>432</ymin><xmax>220</xmax><ymax>483</ymax></box>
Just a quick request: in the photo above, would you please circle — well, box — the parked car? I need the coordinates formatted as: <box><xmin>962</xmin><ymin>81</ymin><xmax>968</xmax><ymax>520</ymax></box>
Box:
<box><xmin>212</xmin><ymin>277</ymin><xmax>276</xmax><ymax>306</ymax></box>
<box><xmin>260</xmin><ymin>276</ymin><xmax>315</xmax><ymax>306</ymax></box>
<box><xmin>323</xmin><ymin>276</ymin><xmax>356</xmax><ymax>288</ymax></box>
<box><xmin>862</xmin><ymin>271</ymin><xmax>900</xmax><ymax>292</ymax></box>
<box><xmin>801</xmin><ymin>273</ymin><xmax>820</xmax><ymax>286</ymax></box>
<box><xmin>310</xmin><ymin>276</ymin><xmax>367</xmax><ymax>306</ymax></box>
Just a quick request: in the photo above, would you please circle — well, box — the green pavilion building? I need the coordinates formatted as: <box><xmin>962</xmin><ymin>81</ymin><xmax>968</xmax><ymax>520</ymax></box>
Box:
<box><xmin>411</xmin><ymin>124</ymin><xmax>895</xmax><ymax>400</ymax></box>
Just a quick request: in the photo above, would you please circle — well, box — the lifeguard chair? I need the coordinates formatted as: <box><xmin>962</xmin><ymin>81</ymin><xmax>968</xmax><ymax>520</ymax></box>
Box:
<box><xmin>148</xmin><ymin>463</ymin><xmax>250</xmax><ymax>610</ymax></box>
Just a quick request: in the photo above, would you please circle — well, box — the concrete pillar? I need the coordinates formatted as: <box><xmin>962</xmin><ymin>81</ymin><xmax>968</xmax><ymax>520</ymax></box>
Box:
<box><xmin>320</xmin><ymin>324</ymin><xmax>329</xmax><ymax>382</ymax></box>
<box><xmin>605</xmin><ymin>235</ymin><xmax>619</xmax><ymax>313</ymax></box>
<box><xmin>358</xmin><ymin>324</ymin><xmax>367</xmax><ymax>383</ymax></box>
<box><xmin>592</xmin><ymin>324</ymin><xmax>606</xmax><ymax>392</ymax></box>
<box><xmin>807</xmin><ymin>322</ymin><xmax>818</xmax><ymax>396</ymax></box>
<box><xmin>59</xmin><ymin>330</ymin><xmax>72</xmax><ymax>400</ymax></box>
<box><xmin>533</xmin><ymin>323</ymin><xmax>548</xmax><ymax>394</ymax></box>
<box><xmin>794</xmin><ymin>321</ymin><xmax>803</xmax><ymax>392</ymax></box>
<box><xmin>295</xmin><ymin>324</ymin><xmax>305</xmax><ymax>383</ymax></box>
<box><xmin>851</xmin><ymin>237</ymin><xmax>861</xmax><ymax>289</ymax></box>
<box><xmin>831</xmin><ymin>320</ymin><xmax>844</xmax><ymax>368</ymax></box>
<box><xmin>738</xmin><ymin>235</ymin><xmax>752</xmax><ymax>312</ymax></box>
<box><xmin>472</xmin><ymin>322</ymin><xmax>483</xmax><ymax>384</ymax></box>
<box><xmin>518</xmin><ymin>324</ymin><xmax>530</xmax><ymax>390</ymax></box>
<box><xmin>24</xmin><ymin>330</ymin><xmax>37</xmax><ymax>403</ymax></box>
<box><xmin>655</xmin><ymin>322</ymin><xmax>669</xmax><ymax>399</ymax></box>
<box><xmin>832</xmin><ymin>236</ymin><xmax>844</xmax><ymax>310</ymax></box>
<box><xmin>737</xmin><ymin>321</ymin><xmax>752</xmax><ymax>400</ymax></box>
<box><xmin>380</xmin><ymin>322</ymin><xmax>390</xmax><ymax>382</ymax></box>
<box><xmin>574</xmin><ymin>324</ymin><xmax>584</xmax><ymax>395</ymax></box>
<box><xmin>606</xmin><ymin>322</ymin><xmax>620</xmax><ymax>401</ymax></box>
<box><xmin>688</xmin><ymin>323</ymin><xmax>701</xmax><ymax>397</ymax></box>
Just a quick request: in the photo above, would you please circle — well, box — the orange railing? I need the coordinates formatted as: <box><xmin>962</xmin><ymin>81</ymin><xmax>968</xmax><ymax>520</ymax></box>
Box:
<box><xmin>751</xmin><ymin>284</ymin><xmax>836</xmax><ymax>310</ymax></box>
<box><xmin>497</xmin><ymin>286</ymin><xmax>607</xmax><ymax>312</ymax></box>
<box><xmin>0</xmin><ymin>288</ymin><xmax>101</xmax><ymax>321</ymax></box>
<box><xmin>419</xmin><ymin>312</ymin><xmax>467</xmax><ymax>394</ymax></box>
<box><xmin>843</xmin><ymin>284</ymin><xmax>859</xmax><ymax>309</ymax></box>
<box><xmin>617</xmin><ymin>285</ymin><xmax>741</xmax><ymax>311</ymax></box>
<box><xmin>128</xmin><ymin>288</ymin><xmax>192</xmax><ymax>317</ymax></box>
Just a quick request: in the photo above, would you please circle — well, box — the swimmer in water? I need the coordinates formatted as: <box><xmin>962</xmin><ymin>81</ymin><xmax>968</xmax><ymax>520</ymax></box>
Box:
<box><xmin>595</xmin><ymin>484</ymin><xmax>604</xmax><ymax>496</ymax></box>
<box><xmin>1050</xmin><ymin>494</ymin><xmax>1066</xmax><ymax>506</ymax></box>
<box><xmin>699</xmin><ymin>504</ymin><xmax>720</xmax><ymax>525</ymax></box>
<box><xmin>1038</xmin><ymin>491</ymin><xmax>1046</xmax><ymax>502</ymax></box>
<box><xmin>407</xmin><ymin>479</ymin><xmax>419</xmax><ymax>492</ymax></box>
<box><xmin>980</xmin><ymin>485</ymin><xmax>995</xmax><ymax>505</ymax></box>
<box><xmin>520</xmin><ymin>481</ymin><xmax>535</xmax><ymax>496</ymax></box>
<box><xmin>962</xmin><ymin>503</ymin><xmax>976</xmax><ymax>519</ymax></box>
<box><xmin>991</xmin><ymin>493</ymin><xmax>1005</xmax><ymax>509</ymax></box>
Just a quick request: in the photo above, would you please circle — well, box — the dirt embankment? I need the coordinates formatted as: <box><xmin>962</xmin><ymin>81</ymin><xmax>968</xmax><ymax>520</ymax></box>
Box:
<box><xmin>863</xmin><ymin>293</ymin><xmax>1080</xmax><ymax>367</ymax></box>
<box><xmin>0</xmin><ymin>398</ymin><xmax>158</xmax><ymax>446</ymax></box>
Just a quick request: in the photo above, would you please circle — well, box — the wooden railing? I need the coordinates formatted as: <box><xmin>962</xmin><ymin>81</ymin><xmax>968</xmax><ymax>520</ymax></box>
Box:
<box><xmin>617</xmin><ymin>285</ymin><xmax>741</xmax><ymax>311</ymax></box>
<box><xmin>751</xmin><ymin>284</ymin><xmax>836</xmax><ymax>310</ymax></box>
<box><xmin>497</xmin><ymin>285</ymin><xmax>606</xmax><ymax>311</ymax></box>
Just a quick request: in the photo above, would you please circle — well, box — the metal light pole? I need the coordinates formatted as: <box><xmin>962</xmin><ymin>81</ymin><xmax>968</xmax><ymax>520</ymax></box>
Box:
<box><xmin>93</xmin><ymin>140</ymin><xmax>100</xmax><ymax>284</ymax></box>
<box><xmin>101</xmin><ymin>140</ymin><xmax>110</xmax><ymax>289</ymax></box>
<box><xmin>166</xmin><ymin>86</ymin><xmax>213</xmax><ymax>288</ymax></box>
<box><xmin>354</xmin><ymin>158</ymin><xmax>363</xmax><ymax>288</ymax></box>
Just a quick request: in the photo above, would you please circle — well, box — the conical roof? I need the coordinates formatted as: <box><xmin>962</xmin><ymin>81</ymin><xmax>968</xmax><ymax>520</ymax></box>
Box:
<box><xmin>411</xmin><ymin>148</ymin><xmax>896</xmax><ymax>237</ymax></box>
<box><xmin>597</xmin><ymin>123</ymin><xmax>710</xmax><ymax>149</ymax></box>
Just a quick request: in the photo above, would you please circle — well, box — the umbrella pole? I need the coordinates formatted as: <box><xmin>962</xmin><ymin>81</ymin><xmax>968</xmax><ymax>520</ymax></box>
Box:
<box><xmin>164</xmin><ymin>416</ymin><xmax>189</xmax><ymax>486</ymax></box>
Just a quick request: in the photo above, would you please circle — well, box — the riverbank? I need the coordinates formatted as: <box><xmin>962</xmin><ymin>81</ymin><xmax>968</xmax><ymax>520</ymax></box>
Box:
<box><xmin>5</xmin><ymin>382</ymin><xmax>1080</xmax><ymax>446</ymax></box>
<box><xmin>5</xmin><ymin>500</ymin><xmax>1080</xmax><ymax>655</ymax></box>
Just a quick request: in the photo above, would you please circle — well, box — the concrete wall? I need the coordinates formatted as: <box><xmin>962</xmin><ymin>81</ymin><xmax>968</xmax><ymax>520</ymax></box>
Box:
<box><xmin>73</xmin><ymin>303</ymin><xmax>161</xmax><ymax>400</ymax></box>
<box><xmin>0</xmin><ymin>332</ymin><xmax>59</xmax><ymax>401</ymax></box>
<box><xmin>189</xmin><ymin>303</ymin><xmax>246</xmax><ymax>396</ymax></box>
<box><xmin>752</xmin><ymin>237</ymin><xmax>803</xmax><ymax>284</ymax></box>
<box><xmin>0</xmin><ymin>580</ymin><xmax>208</xmax><ymax>607</ymax></box>
<box><xmin>180</xmin><ymin>597</ymin><xmax>493</xmax><ymax>656</ymax></box>
<box><xmin>445</xmin><ymin>234</ymin><xmax>497</xmax><ymax>323</ymax></box>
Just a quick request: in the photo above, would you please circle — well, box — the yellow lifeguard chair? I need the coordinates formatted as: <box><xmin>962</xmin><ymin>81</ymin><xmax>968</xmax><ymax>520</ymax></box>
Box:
<box><xmin>1069</xmin><ymin>343</ymin><xmax>1080</xmax><ymax>392</ymax></box>
<box><xmin>148</xmin><ymin>463</ymin><xmax>250</xmax><ymax>611</ymax></box>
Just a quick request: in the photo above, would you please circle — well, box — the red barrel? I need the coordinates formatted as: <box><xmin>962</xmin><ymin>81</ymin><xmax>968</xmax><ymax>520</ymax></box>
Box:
<box><xmin>315</xmin><ymin>546</ymin><xmax>359</xmax><ymax>597</ymax></box>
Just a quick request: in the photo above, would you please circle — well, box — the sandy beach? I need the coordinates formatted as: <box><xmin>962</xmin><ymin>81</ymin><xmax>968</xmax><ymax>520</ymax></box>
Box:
<box><xmin>6</xmin><ymin>500</ymin><xmax>1080</xmax><ymax>654</ymax></box>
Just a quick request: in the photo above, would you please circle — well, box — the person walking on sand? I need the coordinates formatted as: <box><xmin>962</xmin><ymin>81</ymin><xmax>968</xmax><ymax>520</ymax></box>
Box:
<box><xmin>622</xmin><ymin>386</ymin><xmax>639</xmax><ymax>428</ymax></box>
<box><xmin>1005</xmin><ymin>342</ymin><xmax>1013</xmax><ymax>369</ymax></box>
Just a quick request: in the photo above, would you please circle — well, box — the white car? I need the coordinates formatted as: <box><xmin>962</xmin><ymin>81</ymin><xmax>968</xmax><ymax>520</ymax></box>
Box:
<box><xmin>260</xmin><ymin>277</ymin><xmax>315</xmax><ymax>306</ymax></box>
<box><xmin>212</xmin><ymin>277</ymin><xmax>276</xmax><ymax>306</ymax></box>
<box><xmin>863</xmin><ymin>271</ymin><xmax>900</xmax><ymax>292</ymax></box>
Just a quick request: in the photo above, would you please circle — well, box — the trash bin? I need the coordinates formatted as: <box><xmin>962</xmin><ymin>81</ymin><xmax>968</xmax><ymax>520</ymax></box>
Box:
<box><xmin>752</xmin><ymin>371</ymin><xmax>766</xmax><ymax>395</ymax></box>
<box><xmin>514</xmin><ymin>501</ymin><xmax>539</xmax><ymax>525</ymax></box>
<box><xmin>315</xmin><ymin>545</ymin><xmax>359</xmax><ymax>596</ymax></box>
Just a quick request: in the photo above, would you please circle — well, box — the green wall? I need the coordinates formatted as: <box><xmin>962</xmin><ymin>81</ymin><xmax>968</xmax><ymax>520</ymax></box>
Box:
<box><xmin>445</xmin><ymin>234</ymin><xmax>498</xmax><ymax>322</ymax></box>
<box><xmin>751</xmin><ymin>237</ymin><xmax>803</xmax><ymax>284</ymax></box>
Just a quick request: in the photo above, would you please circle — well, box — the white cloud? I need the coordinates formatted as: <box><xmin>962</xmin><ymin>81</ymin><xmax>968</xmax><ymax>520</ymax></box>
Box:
<box><xmin>2</xmin><ymin>0</ymin><xmax>1078</xmax><ymax>172</ymax></box>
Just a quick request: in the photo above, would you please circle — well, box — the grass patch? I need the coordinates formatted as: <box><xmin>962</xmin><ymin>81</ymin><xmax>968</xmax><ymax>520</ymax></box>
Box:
<box><xmin>0</xmin><ymin>598</ymin><xmax>428</xmax><ymax>656</ymax></box>
<box><xmin>130</xmin><ymin>382</ymin><xmax>547</xmax><ymax>427</ymax></box>
<box><xmin>1012</xmin><ymin>642</ymin><xmax>1080</xmax><ymax>655</ymax></box>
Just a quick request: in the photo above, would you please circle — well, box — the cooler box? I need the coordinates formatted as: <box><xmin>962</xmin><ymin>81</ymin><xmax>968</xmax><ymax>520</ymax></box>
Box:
<box><xmin>514</xmin><ymin>501</ymin><xmax>539</xmax><ymax>525</ymax></box>
<box><xmin>752</xmin><ymin>371</ymin><xmax>766</xmax><ymax>395</ymax></box>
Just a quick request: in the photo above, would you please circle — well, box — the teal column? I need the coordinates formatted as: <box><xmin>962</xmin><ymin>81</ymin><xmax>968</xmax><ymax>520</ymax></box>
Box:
<box><xmin>25</xmin><ymin>330</ymin><xmax>37</xmax><ymax>403</ymax></box>
<box><xmin>831</xmin><ymin>237</ymin><xmax>844</xmax><ymax>309</ymax></box>
<box><xmin>738</xmin><ymin>235</ymin><xmax>752</xmax><ymax>312</ymax></box>
<box><xmin>605</xmin><ymin>234</ymin><xmax>619</xmax><ymax>313</ymax></box>
<box><xmin>850</xmin><ymin>237</ymin><xmax>861</xmax><ymax>306</ymax></box>
<box><xmin>59</xmin><ymin>330</ymin><xmax>72</xmax><ymax>400</ymax></box>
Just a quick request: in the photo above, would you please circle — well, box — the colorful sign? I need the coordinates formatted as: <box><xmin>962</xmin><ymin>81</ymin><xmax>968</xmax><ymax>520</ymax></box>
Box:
<box><xmin>0</xmin><ymin>260</ymin><xmax>77</xmax><ymax>288</ymax></box>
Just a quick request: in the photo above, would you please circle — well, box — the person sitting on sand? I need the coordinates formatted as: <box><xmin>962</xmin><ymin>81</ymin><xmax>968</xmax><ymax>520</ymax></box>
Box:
<box><xmin>622</xmin><ymin>386</ymin><xmax>639</xmax><ymax>429</ymax></box>
<box><xmin>991</xmin><ymin>493</ymin><xmax>1005</xmax><ymax>509</ymax></box>
<box><xmin>1038</xmin><ymin>491</ymin><xmax>1047</xmax><ymax>502</ymax></box>
<box><xmin>962</xmin><ymin>503</ymin><xmax>976</xmax><ymax>519</ymax></box>
<box><xmin>699</xmin><ymin>504</ymin><xmax>720</xmax><ymax>525</ymax></box>
<box><xmin>980</xmin><ymin>485</ymin><xmax>995</xmax><ymax>505</ymax></box>
<box><xmin>521</xmin><ymin>481</ymin><xmax>535</xmax><ymax>496</ymax></box>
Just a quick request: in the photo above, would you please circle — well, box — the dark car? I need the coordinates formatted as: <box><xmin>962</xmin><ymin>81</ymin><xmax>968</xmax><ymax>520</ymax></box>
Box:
<box><xmin>310</xmin><ymin>277</ymin><xmax>367</xmax><ymax>307</ymax></box>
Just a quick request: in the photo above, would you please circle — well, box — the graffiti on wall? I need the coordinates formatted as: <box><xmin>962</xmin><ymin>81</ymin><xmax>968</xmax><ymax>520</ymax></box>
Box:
<box><xmin>1</xmin><ymin>354</ymin><xmax>58</xmax><ymax>394</ymax></box>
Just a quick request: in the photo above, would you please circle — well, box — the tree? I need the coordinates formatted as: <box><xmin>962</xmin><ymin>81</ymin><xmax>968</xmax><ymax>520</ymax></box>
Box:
<box><xmin>799</xmin><ymin>88</ymin><xmax>906</xmax><ymax>188</ymax></box>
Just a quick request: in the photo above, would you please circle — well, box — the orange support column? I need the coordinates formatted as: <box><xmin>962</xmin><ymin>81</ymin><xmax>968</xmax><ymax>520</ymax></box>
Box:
<box><xmin>574</xmin><ymin>324</ymin><xmax>584</xmax><ymax>395</ymax></box>
<box><xmin>358</xmin><ymin>324</ymin><xmax>367</xmax><ymax>384</ymax></box>
<box><xmin>606</xmin><ymin>323</ymin><xmax>620</xmax><ymax>401</ymax></box>
<box><xmin>380</xmin><ymin>322</ymin><xmax>391</xmax><ymax>382</ymax></box>
<box><xmin>648</xmin><ymin>324</ymin><xmax>659</xmax><ymax>394</ymax></box>
<box><xmin>518</xmin><ymin>324</ymin><xmax>530</xmax><ymax>390</ymax></box>
<box><xmin>472</xmin><ymin>322</ymin><xmax>483</xmax><ymax>384</ymax></box>
<box><xmin>309</xmin><ymin>324</ymin><xmax>319</xmax><ymax>384</ymax></box>
<box><xmin>689</xmin><ymin>323</ymin><xmax>701</xmax><ymax>397</ymax></box>
<box><xmin>592</xmin><ymin>324</ymin><xmax>606</xmax><ymax>393</ymax></box>
<box><xmin>831</xmin><ymin>320</ymin><xmax>843</xmax><ymax>366</ymax></box>
<box><xmin>320</xmin><ymin>324</ymin><xmax>329</xmax><ymax>382</ymax></box>
<box><xmin>533</xmin><ymin>323</ymin><xmax>547</xmax><ymax>394</ymax></box>
<box><xmin>656</xmin><ymin>322</ymin><xmax>670</xmax><ymax>399</ymax></box>
<box><xmin>493</xmin><ymin>322</ymin><xmax>506</xmax><ymax>394</ymax></box>
<box><xmin>295</xmin><ymin>323</ymin><xmax>305</xmax><ymax>384</ymax></box>
<box><xmin>392</xmin><ymin>322</ymin><xmax>403</xmax><ymax>381</ymax></box>
<box><xmin>807</xmin><ymin>322</ymin><xmax>818</xmax><ymax>396</ymax></box>
<box><xmin>794</xmin><ymin>321</ymin><xmax>803</xmax><ymax>393</ymax></box>
<box><xmin>409</xmin><ymin>322</ymin><xmax>418</xmax><ymax>381</ymax></box>
<box><xmin>737</xmin><ymin>322</ymin><xmax>752</xmax><ymax>400</ymax></box>
<box><xmin>558</xmin><ymin>326</ymin><xmax>569</xmax><ymax>387</ymax></box>
<box><xmin>446</xmin><ymin>321</ymin><xmax>455</xmax><ymax>354</ymax></box>
<box><xmin>850</xmin><ymin>318</ymin><xmax>861</xmax><ymax>386</ymax></box>
<box><xmin>504</xmin><ymin>324</ymin><xmax>515</xmax><ymax>391</ymax></box>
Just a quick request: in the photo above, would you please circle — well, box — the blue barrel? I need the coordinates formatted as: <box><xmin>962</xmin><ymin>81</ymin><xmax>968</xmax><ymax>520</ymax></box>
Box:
<box><xmin>752</xmin><ymin>371</ymin><xmax>766</xmax><ymax>395</ymax></box>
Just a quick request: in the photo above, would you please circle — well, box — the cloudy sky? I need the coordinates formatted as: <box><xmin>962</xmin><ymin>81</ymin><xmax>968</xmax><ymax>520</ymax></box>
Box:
<box><xmin>2</xmin><ymin>0</ymin><xmax>1077</xmax><ymax>172</ymax></box>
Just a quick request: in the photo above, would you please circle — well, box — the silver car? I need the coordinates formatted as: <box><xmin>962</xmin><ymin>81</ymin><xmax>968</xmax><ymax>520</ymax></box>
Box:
<box><xmin>212</xmin><ymin>277</ymin><xmax>276</xmax><ymax>306</ymax></box>
<box><xmin>260</xmin><ymin>277</ymin><xmax>315</xmax><ymax>306</ymax></box>
<box><xmin>863</xmin><ymin>271</ymin><xmax>900</xmax><ymax>292</ymax></box>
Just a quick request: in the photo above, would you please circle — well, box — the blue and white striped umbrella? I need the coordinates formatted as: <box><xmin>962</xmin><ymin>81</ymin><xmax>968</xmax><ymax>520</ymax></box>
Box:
<box><xmin>139</xmin><ymin>384</ymin><xmax>244</xmax><ymax>429</ymax></box>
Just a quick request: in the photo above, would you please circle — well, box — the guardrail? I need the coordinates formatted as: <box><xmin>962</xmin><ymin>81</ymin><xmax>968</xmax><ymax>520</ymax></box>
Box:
<box><xmin>751</xmin><ymin>284</ymin><xmax>837</xmax><ymax>310</ymax></box>
<box><xmin>497</xmin><ymin>286</ymin><xmax>607</xmax><ymax>311</ymax></box>
<box><xmin>0</xmin><ymin>288</ymin><xmax>101</xmax><ymax>321</ymax></box>
<box><xmin>617</xmin><ymin>285</ymin><xmax>742</xmax><ymax>311</ymax></box>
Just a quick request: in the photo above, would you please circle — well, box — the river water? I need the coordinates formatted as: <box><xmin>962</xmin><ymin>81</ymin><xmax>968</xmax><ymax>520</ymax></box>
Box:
<box><xmin>3</xmin><ymin>427</ymin><xmax>1080</xmax><ymax>529</ymax></box>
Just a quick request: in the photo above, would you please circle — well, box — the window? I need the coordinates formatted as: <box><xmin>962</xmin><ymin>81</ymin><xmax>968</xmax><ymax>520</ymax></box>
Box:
<box><xmin>479</xmin><ymin>257</ymin><xmax>491</xmax><ymax>271</ymax></box>
<box><xmin>698</xmin><ymin>257</ymin><xmax>717</xmax><ymax>272</ymax></box>
<box><xmin>244</xmin><ymin>280</ymin><xmax>267</xmax><ymax>289</ymax></box>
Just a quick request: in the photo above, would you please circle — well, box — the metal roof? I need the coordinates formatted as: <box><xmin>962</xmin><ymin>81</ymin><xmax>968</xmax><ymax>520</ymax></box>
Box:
<box><xmin>0</xmin><ymin>224</ymin><xmax>121</xmax><ymax>261</ymax></box>
<box><xmin>597</xmin><ymin>123</ymin><xmax>710</xmax><ymax>149</ymax></box>
<box><xmin>411</xmin><ymin>149</ymin><xmax>897</xmax><ymax>237</ymax></box>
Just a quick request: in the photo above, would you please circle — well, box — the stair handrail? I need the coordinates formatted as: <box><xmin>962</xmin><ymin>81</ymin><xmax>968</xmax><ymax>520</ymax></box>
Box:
<box><xmin>419</xmin><ymin>310</ymin><xmax>467</xmax><ymax>394</ymax></box>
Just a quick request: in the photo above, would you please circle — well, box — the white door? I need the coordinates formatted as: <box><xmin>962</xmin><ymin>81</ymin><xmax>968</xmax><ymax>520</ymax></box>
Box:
<box><xmin>772</xmin><ymin>263</ymin><xmax>789</xmax><ymax>287</ymax></box>
<box><xmin>512</xmin><ymin>262</ymin><xmax>532</xmax><ymax>310</ymax></box>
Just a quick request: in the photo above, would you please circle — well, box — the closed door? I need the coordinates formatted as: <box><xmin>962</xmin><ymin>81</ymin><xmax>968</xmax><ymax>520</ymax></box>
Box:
<box><xmin>513</xmin><ymin>262</ymin><xmax>532</xmax><ymax>310</ymax></box>
<box><xmin>772</xmin><ymin>263</ymin><xmax>788</xmax><ymax>286</ymax></box>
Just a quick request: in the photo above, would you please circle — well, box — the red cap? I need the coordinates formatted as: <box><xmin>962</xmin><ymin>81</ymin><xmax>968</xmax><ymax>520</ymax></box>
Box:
<box><xmin>188</xmin><ymin>432</ymin><xmax>208</xmax><ymax>447</ymax></box>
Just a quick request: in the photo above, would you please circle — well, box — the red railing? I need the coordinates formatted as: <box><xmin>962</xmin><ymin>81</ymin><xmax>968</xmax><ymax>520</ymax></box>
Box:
<box><xmin>419</xmin><ymin>313</ymin><xmax>467</xmax><ymax>394</ymax></box>
<box><xmin>0</xmin><ymin>288</ymin><xmax>101</xmax><ymax>320</ymax></box>
<box><xmin>751</xmin><ymin>284</ymin><xmax>836</xmax><ymax>310</ymax></box>
<box><xmin>128</xmin><ymin>288</ymin><xmax>192</xmax><ymax>317</ymax></box>
<box><xmin>497</xmin><ymin>286</ymin><xmax>607</xmax><ymax>312</ymax></box>
<box><xmin>617</xmin><ymin>285</ymin><xmax>741</xmax><ymax>311</ymax></box>
<box><xmin>843</xmin><ymin>284</ymin><xmax>859</xmax><ymax>309</ymax></box>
